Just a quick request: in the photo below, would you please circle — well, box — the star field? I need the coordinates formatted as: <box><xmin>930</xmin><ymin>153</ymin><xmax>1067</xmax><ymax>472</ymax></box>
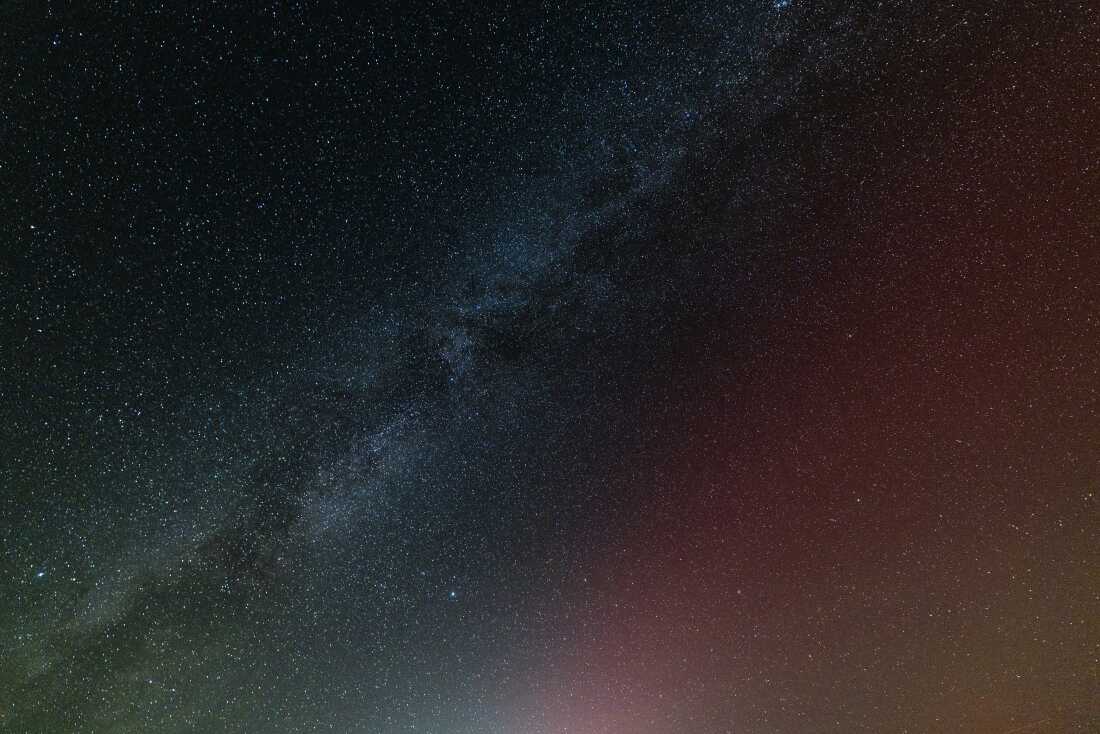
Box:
<box><xmin>1</xmin><ymin>2</ymin><xmax>1098</xmax><ymax>733</ymax></box>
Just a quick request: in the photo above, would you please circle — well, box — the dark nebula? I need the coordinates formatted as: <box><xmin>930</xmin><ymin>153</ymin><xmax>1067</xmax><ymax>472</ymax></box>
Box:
<box><xmin>2</xmin><ymin>2</ymin><xmax>1097</xmax><ymax>733</ymax></box>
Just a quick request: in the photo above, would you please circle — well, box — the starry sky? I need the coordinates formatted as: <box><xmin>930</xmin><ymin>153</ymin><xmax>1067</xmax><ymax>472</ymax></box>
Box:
<box><xmin>1</xmin><ymin>2</ymin><xmax>1098</xmax><ymax>733</ymax></box>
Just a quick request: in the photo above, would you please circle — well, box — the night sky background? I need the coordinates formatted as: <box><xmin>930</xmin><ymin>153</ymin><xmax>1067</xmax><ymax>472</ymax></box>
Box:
<box><xmin>1</xmin><ymin>2</ymin><xmax>1098</xmax><ymax>733</ymax></box>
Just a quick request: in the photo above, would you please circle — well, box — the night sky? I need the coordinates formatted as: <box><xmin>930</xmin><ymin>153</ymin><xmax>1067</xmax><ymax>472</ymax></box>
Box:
<box><xmin>2</xmin><ymin>2</ymin><xmax>1098</xmax><ymax>733</ymax></box>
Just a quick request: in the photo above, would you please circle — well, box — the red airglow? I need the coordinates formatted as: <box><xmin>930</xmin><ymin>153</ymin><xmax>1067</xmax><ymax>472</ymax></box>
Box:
<box><xmin>508</xmin><ymin>22</ymin><xmax>1099</xmax><ymax>730</ymax></box>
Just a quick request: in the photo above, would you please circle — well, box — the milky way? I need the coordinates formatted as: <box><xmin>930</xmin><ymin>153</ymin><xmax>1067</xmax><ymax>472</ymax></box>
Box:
<box><xmin>2</xmin><ymin>2</ymin><xmax>1098</xmax><ymax>733</ymax></box>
